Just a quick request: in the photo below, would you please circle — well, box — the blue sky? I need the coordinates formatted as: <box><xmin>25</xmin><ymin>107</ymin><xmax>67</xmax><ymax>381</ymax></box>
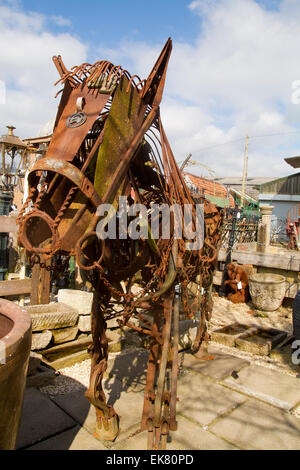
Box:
<box><xmin>21</xmin><ymin>0</ymin><xmax>283</xmax><ymax>54</ymax></box>
<box><xmin>1</xmin><ymin>0</ymin><xmax>300</xmax><ymax>177</ymax></box>
<box><xmin>23</xmin><ymin>0</ymin><xmax>203</xmax><ymax>47</ymax></box>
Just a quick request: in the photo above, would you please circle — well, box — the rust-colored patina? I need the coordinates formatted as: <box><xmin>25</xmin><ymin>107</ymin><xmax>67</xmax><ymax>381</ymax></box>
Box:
<box><xmin>0</xmin><ymin>299</ymin><xmax>32</xmax><ymax>450</ymax></box>
<box><xmin>18</xmin><ymin>38</ymin><xmax>223</xmax><ymax>449</ymax></box>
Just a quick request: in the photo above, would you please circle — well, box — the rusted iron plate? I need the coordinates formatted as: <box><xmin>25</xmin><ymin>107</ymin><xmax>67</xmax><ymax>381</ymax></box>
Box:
<box><xmin>46</xmin><ymin>85</ymin><xmax>110</xmax><ymax>162</ymax></box>
<box><xmin>29</xmin><ymin>158</ymin><xmax>101</xmax><ymax>207</ymax></box>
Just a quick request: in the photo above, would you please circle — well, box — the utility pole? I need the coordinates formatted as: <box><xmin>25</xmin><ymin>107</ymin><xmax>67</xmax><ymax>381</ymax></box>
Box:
<box><xmin>240</xmin><ymin>134</ymin><xmax>249</xmax><ymax>208</ymax></box>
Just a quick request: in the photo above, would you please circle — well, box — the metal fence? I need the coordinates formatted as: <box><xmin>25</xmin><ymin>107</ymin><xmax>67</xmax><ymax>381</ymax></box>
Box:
<box><xmin>221</xmin><ymin>222</ymin><xmax>258</xmax><ymax>248</ymax></box>
<box><xmin>221</xmin><ymin>206</ymin><xmax>259</xmax><ymax>249</ymax></box>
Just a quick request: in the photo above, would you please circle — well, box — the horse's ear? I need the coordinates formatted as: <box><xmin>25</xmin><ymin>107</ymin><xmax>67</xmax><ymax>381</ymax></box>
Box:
<box><xmin>52</xmin><ymin>55</ymin><xmax>69</xmax><ymax>78</ymax></box>
<box><xmin>142</xmin><ymin>37</ymin><xmax>172</xmax><ymax>107</ymax></box>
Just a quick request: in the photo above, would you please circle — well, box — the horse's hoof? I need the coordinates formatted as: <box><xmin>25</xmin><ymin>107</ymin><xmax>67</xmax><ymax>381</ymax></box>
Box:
<box><xmin>94</xmin><ymin>412</ymin><xmax>120</xmax><ymax>441</ymax></box>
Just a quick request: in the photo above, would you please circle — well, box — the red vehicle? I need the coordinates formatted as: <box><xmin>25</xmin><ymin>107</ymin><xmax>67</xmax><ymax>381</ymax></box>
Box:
<box><xmin>286</xmin><ymin>204</ymin><xmax>300</xmax><ymax>250</ymax></box>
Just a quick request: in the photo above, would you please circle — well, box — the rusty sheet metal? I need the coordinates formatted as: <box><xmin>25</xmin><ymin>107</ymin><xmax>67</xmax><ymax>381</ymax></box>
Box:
<box><xmin>46</xmin><ymin>85</ymin><xmax>110</xmax><ymax>162</ymax></box>
<box><xmin>29</xmin><ymin>158</ymin><xmax>101</xmax><ymax>207</ymax></box>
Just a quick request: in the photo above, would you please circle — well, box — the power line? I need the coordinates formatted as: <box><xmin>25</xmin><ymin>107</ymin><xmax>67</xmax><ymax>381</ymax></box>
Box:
<box><xmin>187</xmin><ymin>129</ymin><xmax>300</xmax><ymax>156</ymax></box>
<box><xmin>249</xmin><ymin>130</ymin><xmax>300</xmax><ymax>139</ymax></box>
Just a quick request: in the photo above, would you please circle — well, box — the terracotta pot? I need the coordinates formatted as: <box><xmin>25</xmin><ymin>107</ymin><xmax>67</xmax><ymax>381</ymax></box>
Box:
<box><xmin>249</xmin><ymin>273</ymin><xmax>286</xmax><ymax>312</ymax></box>
<box><xmin>0</xmin><ymin>299</ymin><xmax>31</xmax><ymax>449</ymax></box>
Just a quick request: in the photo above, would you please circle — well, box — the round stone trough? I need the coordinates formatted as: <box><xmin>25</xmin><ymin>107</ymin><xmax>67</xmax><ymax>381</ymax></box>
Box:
<box><xmin>0</xmin><ymin>299</ymin><xmax>32</xmax><ymax>449</ymax></box>
<box><xmin>249</xmin><ymin>273</ymin><xmax>286</xmax><ymax>312</ymax></box>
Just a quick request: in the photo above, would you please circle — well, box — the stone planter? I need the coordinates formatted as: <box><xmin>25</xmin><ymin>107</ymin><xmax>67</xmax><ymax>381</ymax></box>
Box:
<box><xmin>26</xmin><ymin>302</ymin><xmax>78</xmax><ymax>331</ymax></box>
<box><xmin>0</xmin><ymin>299</ymin><xmax>32</xmax><ymax>449</ymax></box>
<box><xmin>249</xmin><ymin>273</ymin><xmax>286</xmax><ymax>312</ymax></box>
<box><xmin>58</xmin><ymin>289</ymin><xmax>93</xmax><ymax>316</ymax></box>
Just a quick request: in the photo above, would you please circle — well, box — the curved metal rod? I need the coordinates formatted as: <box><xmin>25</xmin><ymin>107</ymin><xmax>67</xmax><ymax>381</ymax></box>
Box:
<box><xmin>136</xmin><ymin>240</ymin><xmax>178</xmax><ymax>304</ymax></box>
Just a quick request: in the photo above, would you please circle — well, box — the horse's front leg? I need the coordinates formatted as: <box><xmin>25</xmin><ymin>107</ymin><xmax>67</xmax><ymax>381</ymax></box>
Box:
<box><xmin>85</xmin><ymin>290</ymin><xmax>119</xmax><ymax>441</ymax></box>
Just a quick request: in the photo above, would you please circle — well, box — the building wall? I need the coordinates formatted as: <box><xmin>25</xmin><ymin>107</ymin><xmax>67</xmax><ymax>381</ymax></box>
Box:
<box><xmin>259</xmin><ymin>194</ymin><xmax>300</xmax><ymax>241</ymax></box>
<box><xmin>13</xmin><ymin>150</ymin><xmax>39</xmax><ymax>210</ymax></box>
<box><xmin>259</xmin><ymin>172</ymin><xmax>300</xmax><ymax>195</ymax></box>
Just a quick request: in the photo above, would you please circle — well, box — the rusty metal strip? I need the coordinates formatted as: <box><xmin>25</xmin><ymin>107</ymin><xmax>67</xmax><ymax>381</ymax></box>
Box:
<box><xmin>152</xmin><ymin>294</ymin><xmax>173</xmax><ymax>449</ymax></box>
<box><xmin>169</xmin><ymin>293</ymin><xmax>179</xmax><ymax>431</ymax></box>
<box><xmin>29</xmin><ymin>158</ymin><xmax>102</xmax><ymax>207</ymax></box>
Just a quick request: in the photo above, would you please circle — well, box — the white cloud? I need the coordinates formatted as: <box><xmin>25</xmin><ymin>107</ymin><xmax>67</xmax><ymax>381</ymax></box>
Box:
<box><xmin>1</xmin><ymin>0</ymin><xmax>300</xmax><ymax>178</ymax></box>
<box><xmin>99</xmin><ymin>0</ymin><xmax>300</xmax><ymax>177</ymax></box>
<box><xmin>0</xmin><ymin>1</ymin><xmax>87</xmax><ymax>138</ymax></box>
<box><xmin>50</xmin><ymin>15</ymin><xmax>72</xmax><ymax>27</ymax></box>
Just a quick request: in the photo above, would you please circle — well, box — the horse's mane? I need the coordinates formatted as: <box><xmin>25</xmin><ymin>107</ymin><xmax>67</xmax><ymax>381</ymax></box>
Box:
<box><xmin>54</xmin><ymin>58</ymin><xmax>146</xmax><ymax>94</ymax></box>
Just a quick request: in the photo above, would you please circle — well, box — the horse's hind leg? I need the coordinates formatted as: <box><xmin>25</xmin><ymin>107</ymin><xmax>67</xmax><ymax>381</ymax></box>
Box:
<box><xmin>85</xmin><ymin>290</ymin><xmax>119</xmax><ymax>441</ymax></box>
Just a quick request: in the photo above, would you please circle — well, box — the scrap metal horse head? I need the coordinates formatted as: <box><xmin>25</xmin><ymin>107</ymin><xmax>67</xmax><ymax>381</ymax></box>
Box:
<box><xmin>18</xmin><ymin>38</ymin><xmax>223</xmax><ymax>449</ymax></box>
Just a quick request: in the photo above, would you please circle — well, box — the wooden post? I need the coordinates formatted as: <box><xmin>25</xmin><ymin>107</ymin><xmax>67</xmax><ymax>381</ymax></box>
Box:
<box><xmin>30</xmin><ymin>263</ymin><xmax>39</xmax><ymax>305</ymax></box>
<box><xmin>40</xmin><ymin>258</ymin><xmax>51</xmax><ymax>304</ymax></box>
<box><xmin>30</xmin><ymin>258</ymin><xmax>51</xmax><ymax>305</ymax></box>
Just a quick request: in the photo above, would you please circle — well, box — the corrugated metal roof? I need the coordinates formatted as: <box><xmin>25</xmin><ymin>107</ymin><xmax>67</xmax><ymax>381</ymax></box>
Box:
<box><xmin>214</xmin><ymin>176</ymin><xmax>275</xmax><ymax>185</ymax></box>
<box><xmin>213</xmin><ymin>176</ymin><xmax>276</xmax><ymax>199</ymax></box>
<box><xmin>285</xmin><ymin>156</ymin><xmax>300</xmax><ymax>168</ymax></box>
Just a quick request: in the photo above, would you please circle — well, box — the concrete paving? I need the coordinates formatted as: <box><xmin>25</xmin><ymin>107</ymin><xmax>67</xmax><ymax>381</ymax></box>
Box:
<box><xmin>52</xmin><ymin>385</ymin><xmax>145</xmax><ymax>440</ymax></box>
<box><xmin>17</xmin><ymin>346</ymin><xmax>300</xmax><ymax>450</ymax></box>
<box><xmin>177</xmin><ymin>370</ymin><xmax>247</xmax><ymax>427</ymax></box>
<box><xmin>113</xmin><ymin>415</ymin><xmax>238</xmax><ymax>450</ymax></box>
<box><xmin>223</xmin><ymin>364</ymin><xmax>300</xmax><ymax>411</ymax></box>
<box><xmin>105</xmin><ymin>348</ymin><xmax>149</xmax><ymax>393</ymax></box>
<box><xmin>182</xmin><ymin>350</ymin><xmax>249</xmax><ymax>380</ymax></box>
<box><xmin>210</xmin><ymin>399</ymin><xmax>300</xmax><ymax>450</ymax></box>
<box><xmin>27</xmin><ymin>426</ymin><xmax>107</xmax><ymax>450</ymax></box>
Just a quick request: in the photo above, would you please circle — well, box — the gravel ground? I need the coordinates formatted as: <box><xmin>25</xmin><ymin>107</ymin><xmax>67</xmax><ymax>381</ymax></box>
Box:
<box><xmin>39</xmin><ymin>347</ymin><xmax>135</xmax><ymax>398</ymax></box>
<box><xmin>39</xmin><ymin>362</ymin><xmax>89</xmax><ymax>398</ymax></box>
<box><xmin>209</xmin><ymin>294</ymin><xmax>293</xmax><ymax>334</ymax></box>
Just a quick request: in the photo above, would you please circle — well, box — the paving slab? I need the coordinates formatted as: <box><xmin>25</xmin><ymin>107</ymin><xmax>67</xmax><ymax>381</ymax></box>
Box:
<box><xmin>52</xmin><ymin>380</ymin><xmax>144</xmax><ymax>441</ymax></box>
<box><xmin>177</xmin><ymin>370</ymin><xmax>247</xmax><ymax>427</ymax></box>
<box><xmin>111</xmin><ymin>430</ymin><xmax>149</xmax><ymax>450</ymax></box>
<box><xmin>52</xmin><ymin>390</ymin><xmax>99</xmax><ymax>435</ymax></box>
<box><xmin>16</xmin><ymin>387</ymin><xmax>76</xmax><ymax>449</ymax></box>
<box><xmin>223</xmin><ymin>364</ymin><xmax>300</xmax><ymax>410</ymax></box>
<box><xmin>105</xmin><ymin>348</ymin><xmax>149</xmax><ymax>392</ymax></box>
<box><xmin>27</xmin><ymin>425</ymin><xmax>107</xmax><ymax>450</ymax></box>
<box><xmin>210</xmin><ymin>399</ymin><xmax>300</xmax><ymax>450</ymax></box>
<box><xmin>113</xmin><ymin>415</ymin><xmax>238</xmax><ymax>450</ymax></box>
<box><xmin>182</xmin><ymin>351</ymin><xmax>250</xmax><ymax>381</ymax></box>
<box><xmin>169</xmin><ymin>415</ymin><xmax>238</xmax><ymax>450</ymax></box>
